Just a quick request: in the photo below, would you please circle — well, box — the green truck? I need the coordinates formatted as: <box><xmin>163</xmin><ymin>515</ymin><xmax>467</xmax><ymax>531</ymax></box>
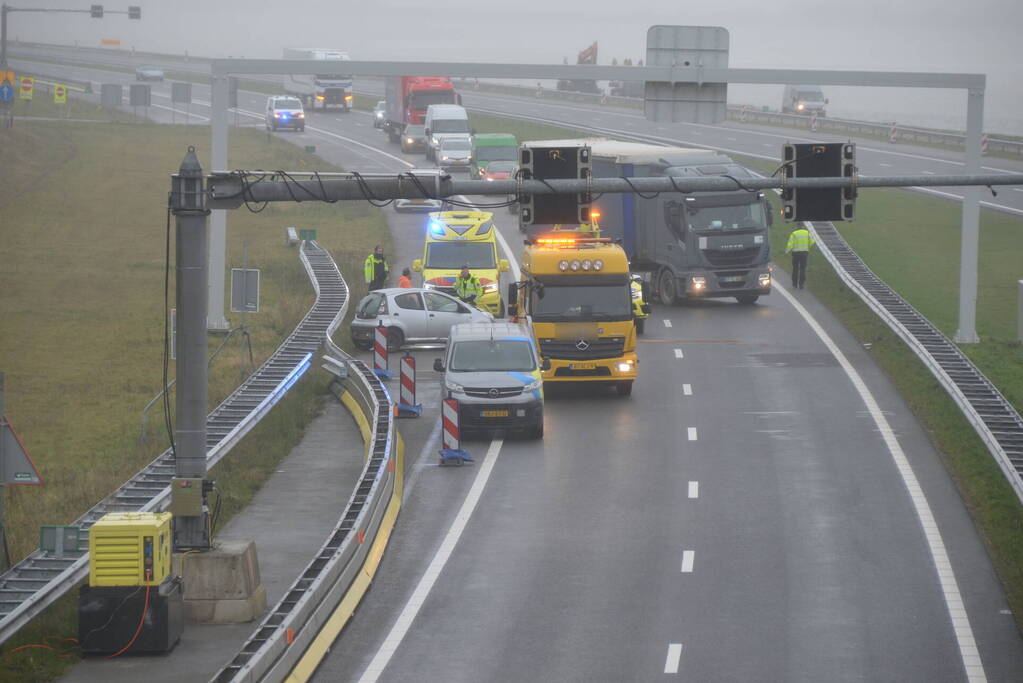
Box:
<box><xmin>470</xmin><ymin>133</ymin><xmax>518</xmax><ymax>177</ymax></box>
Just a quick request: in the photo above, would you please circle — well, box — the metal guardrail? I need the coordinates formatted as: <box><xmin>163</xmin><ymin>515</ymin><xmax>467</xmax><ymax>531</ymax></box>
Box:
<box><xmin>212</xmin><ymin>247</ymin><xmax>404</xmax><ymax>682</ymax></box>
<box><xmin>0</xmin><ymin>241</ymin><xmax>342</xmax><ymax>646</ymax></box>
<box><xmin>810</xmin><ymin>223</ymin><xmax>1023</xmax><ymax>505</ymax></box>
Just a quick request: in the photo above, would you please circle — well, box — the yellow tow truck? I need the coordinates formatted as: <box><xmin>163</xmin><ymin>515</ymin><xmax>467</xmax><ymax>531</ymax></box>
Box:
<box><xmin>507</xmin><ymin>226</ymin><xmax>642</xmax><ymax>396</ymax></box>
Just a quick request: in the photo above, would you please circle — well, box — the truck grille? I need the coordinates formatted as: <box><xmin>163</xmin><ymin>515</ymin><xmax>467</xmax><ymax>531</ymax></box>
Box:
<box><xmin>703</xmin><ymin>247</ymin><xmax>761</xmax><ymax>267</ymax></box>
<box><xmin>464</xmin><ymin>386</ymin><xmax>524</xmax><ymax>398</ymax></box>
<box><xmin>539</xmin><ymin>337</ymin><xmax>625</xmax><ymax>360</ymax></box>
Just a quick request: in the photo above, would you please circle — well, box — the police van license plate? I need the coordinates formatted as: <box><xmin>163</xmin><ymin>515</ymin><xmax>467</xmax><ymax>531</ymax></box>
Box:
<box><xmin>481</xmin><ymin>410</ymin><xmax>509</xmax><ymax>418</ymax></box>
<box><xmin>570</xmin><ymin>362</ymin><xmax>596</xmax><ymax>370</ymax></box>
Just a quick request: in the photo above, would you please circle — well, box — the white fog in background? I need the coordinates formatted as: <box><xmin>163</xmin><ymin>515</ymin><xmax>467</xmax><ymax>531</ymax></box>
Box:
<box><xmin>10</xmin><ymin>0</ymin><xmax>1023</xmax><ymax>134</ymax></box>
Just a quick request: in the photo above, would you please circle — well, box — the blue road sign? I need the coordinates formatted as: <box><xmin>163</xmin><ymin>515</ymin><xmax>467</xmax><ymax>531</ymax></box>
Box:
<box><xmin>0</xmin><ymin>84</ymin><xmax>14</xmax><ymax>102</ymax></box>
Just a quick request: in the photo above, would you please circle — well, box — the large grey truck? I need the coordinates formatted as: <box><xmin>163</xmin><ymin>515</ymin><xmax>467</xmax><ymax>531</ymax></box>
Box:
<box><xmin>528</xmin><ymin>139</ymin><xmax>774</xmax><ymax>305</ymax></box>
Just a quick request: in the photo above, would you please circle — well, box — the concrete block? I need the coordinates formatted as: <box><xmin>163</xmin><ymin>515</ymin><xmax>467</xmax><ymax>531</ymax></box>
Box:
<box><xmin>173</xmin><ymin>539</ymin><xmax>261</xmax><ymax>600</ymax></box>
<box><xmin>184</xmin><ymin>584</ymin><xmax>267</xmax><ymax>624</ymax></box>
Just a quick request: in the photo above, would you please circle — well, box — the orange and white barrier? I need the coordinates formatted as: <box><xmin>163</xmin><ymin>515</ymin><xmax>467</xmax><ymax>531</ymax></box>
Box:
<box><xmin>372</xmin><ymin>322</ymin><xmax>393</xmax><ymax>379</ymax></box>
<box><xmin>889</xmin><ymin>122</ymin><xmax>898</xmax><ymax>144</ymax></box>
<box><xmin>439</xmin><ymin>397</ymin><xmax>472</xmax><ymax>465</ymax></box>
<box><xmin>395</xmin><ymin>353</ymin><xmax>422</xmax><ymax>417</ymax></box>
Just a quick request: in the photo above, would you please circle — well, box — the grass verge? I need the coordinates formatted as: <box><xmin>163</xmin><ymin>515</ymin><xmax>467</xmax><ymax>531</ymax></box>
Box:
<box><xmin>0</xmin><ymin>116</ymin><xmax>389</xmax><ymax>680</ymax></box>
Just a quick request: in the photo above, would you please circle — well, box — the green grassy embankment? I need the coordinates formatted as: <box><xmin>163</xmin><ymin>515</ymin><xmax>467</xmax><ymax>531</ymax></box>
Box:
<box><xmin>0</xmin><ymin>103</ymin><xmax>390</xmax><ymax>680</ymax></box>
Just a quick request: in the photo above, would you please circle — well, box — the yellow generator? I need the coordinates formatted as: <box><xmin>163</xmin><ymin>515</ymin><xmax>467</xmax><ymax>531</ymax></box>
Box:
<box><xmin>88</xmin><ymin>512</ymin><xmax>172</xmax><ymax>586</ymax></box>
<box><xmin>80</xmin><ymin>512</ymin><xmax>182</xmax><ymax>654</ymax></box>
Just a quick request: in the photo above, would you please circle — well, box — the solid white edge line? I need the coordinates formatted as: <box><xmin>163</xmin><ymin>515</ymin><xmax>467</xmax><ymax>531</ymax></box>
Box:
<box><xmin>665</xmin><ymin>643</ymin><xmax>683</xmax><ymax>674</ymax></box>
<box><xmin>687</xmin><ymin>481</ymin><xmax>699</xmax><ymax>498</ymax></box>
<box><xmin>682</xmin><ymin>383</ymin><xmax>692</xmax><ymax>396</ymax></box>
<box><xmin>774</xmin><ymin>281</ymin><xmax>987</xmax><ymax>682</ymax></box>
<box><xmin>687</xmin><ymin>427</ymin><xmax>697</xmax><ymax>441</ymax></box>
<box><xmin>358</xmin><ymin>439</ymin><xmax>504</xmax><ymax>682</ymax></box>
<box><xmin>674</xmin><ymin>348</ymin><xmax>684</xmax><ymax>359</ymax></box>
<box><xmin>681</xmin><ymin>550</ymin><xmax>695</xmax><ymax>573</ymax></box>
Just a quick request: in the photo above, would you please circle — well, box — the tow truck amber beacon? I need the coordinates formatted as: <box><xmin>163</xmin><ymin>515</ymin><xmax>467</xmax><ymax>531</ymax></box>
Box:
<box><xmin>508</xmin><ymin>231</ymin><xmax>639</xmax><ymax>397</ymax></box>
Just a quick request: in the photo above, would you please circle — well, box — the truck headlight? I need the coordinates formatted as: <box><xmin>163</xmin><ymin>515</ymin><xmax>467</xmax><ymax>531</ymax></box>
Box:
<box><xmin>797</xmin><ymin>103</ymin><xmax>805</xmax><ymax>111</ymax></box>
<box><xmin>758</xmin><ymin>272</ymin><xmax>771</xmax><ymax>287</ymax></box>
<box><xmin>423</xmin><ymin>282</ymin><xmax>437</xmax><ymax>290</ymax></box>
<box><xmin>616</xmin><ymin>361</ymin><xmax>634</xmax><ymax>373</ymax></box>
<box><xmin>482</xmin><ymin>283</ymin><xmax>498</xmax><ymax>294</ymax></box>
<box><xmin>691</xmin><ymin>276</ymin><xmax>706</xmax><ymax>291</ymax></box>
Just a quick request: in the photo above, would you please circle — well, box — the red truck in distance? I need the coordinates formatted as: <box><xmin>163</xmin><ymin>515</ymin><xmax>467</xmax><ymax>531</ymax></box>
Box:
<box><xmin>383</xmin><ymin>76</ymin><xmax>460</xmax><ymax>142</ymax></box>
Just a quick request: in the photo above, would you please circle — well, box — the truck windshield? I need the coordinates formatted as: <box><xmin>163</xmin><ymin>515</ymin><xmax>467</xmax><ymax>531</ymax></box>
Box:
<box><xmin>475</xmin><ymin>147</ymin><xmax>517</xmax><ymax>161</ymax></box>
<box><xmin>531</xmin><ymin>281</ymin><xmax>631</xmax><ymax>321</ymax></box>
<box><xmin>688</xmin><ymin>202</ymin><xmax>766</xmax><ymax>232</ymax></box>
<box><xmin>449</xmin><ymin>340</ymin><xmax>536</xmax><ymax>372</ymax></box>
<box><xmin>426</xmin><ymin>242</ymin><xmax>496</xmax><ymax>269</ymax></box>
<box><xmin>431</xmin><ymin>119</ymin><xmax>470</xmax><ymax>134</ymax></box>
<box><xmin>797</xmin><ymin>88</ymin><xmax>823</xmax><ymax>100</ymax></box>
<box><xmin>315</xmin><ymin>74</ymin><xmax>352</xmax><ymax>81</ymax></box>
<box><xmin>411</xmin><ymin>91</ymin><xmax>456</xmax><ymax>109</ymax></box>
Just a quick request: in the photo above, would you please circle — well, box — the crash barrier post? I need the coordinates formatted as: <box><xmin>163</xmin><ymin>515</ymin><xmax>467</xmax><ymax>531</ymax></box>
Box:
<box><xmin>889</xmin><ymin>122</ymin><xmax>898</xmax><ymax>144</ymax></box>
<box><xmin>395</xmin><ymin>353</ymin><xmax>422</xmax><ymax>418</ymax></box>
<box><xmin>439</xmin><ymin>397</ymin><xmax>473</xmax><ymax>465</ymax></box>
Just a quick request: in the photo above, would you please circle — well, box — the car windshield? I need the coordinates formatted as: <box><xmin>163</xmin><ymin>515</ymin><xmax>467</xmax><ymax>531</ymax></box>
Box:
<box><xmin>426</xmin><ymin>242</ymin><xmax>496</xmax><ymax>269</ymax></box>
<box><xmin>432</xmin><ymin>119</ymin><xmax>470</xmax><ymax>134</ymax></box>
<box><xmin>275</xmin><ymin>98</ymin><xmax>303</xmax><ymax>109</ymax></box>
<box><xmin>442</xmin><ymin>140</ymin><xmax>471</xmax><ymax>151</ymax></box>
<box><xmin>450</xmin><ymin>340</ymin><xmax>536</xmax><ymax>372</ymax></box>
<box><xmin>531</xmin><ymin>278</ymin><xmax>631</xmax><ymax>321</ymax></box>
<box><xmin>797</xmin><ymin>88</ymin><xmax>823</xmax><ymax>99</ymax></box>
<box><xmin>476</xmin><ymin>147</ymin><xmax>517</xmax><ymax>161</ymax></box>
<box><xmin>410</xmin><ymin>91</ymin><xmax>456</xmax><ymax>109</ymax></box>
<box><xmin>688</xmin><ymin>202</ymin><xmax>766</xmax><ymax>232</ymax></box>
<box><xmin>405</xmin><ymin>125</ymin><xmax>425</xmax><ymax>136</ymax></box>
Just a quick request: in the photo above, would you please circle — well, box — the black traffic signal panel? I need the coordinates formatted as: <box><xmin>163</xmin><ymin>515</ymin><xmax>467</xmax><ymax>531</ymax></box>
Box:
<box><xmin>781</xmin><ymin>142</ymin><xmax>857</xmax><ymax>222</ymax></box>
<box><xmin>90</xmin><ymin>4</ymin><xmax>103</xmax><ymax>18</ymax></box>
<box><xmin>518</xmin><ymin>145</ymin><xmax>592</xmax><ymax>226</ymax></box>
<box><xmin>129</xmin><ymin>6</ymin><xmax>141</xmax><ymax>19</ymax></box>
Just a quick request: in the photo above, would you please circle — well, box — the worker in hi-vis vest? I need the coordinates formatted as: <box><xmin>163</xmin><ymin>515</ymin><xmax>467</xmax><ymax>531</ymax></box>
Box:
<box><xmin>364</xmin><ymin>245</ymin><xmax>389</xmax><ymax>291</ymax></box>
<box><xmin>785</xmin><ymin>226</ymin><xmax>815</xmax><ymax>289</ymax></box>
<box><xmin>453</xmin><ymin>265</ymin><xmax>483</xmax><ymax>305</ymax></box>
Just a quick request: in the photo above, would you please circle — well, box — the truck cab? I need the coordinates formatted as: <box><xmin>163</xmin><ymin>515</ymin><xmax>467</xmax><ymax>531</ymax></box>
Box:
<box><xmin>782</xmin><ymin>84</ymin><xmax>828</xmax><ymax>117</ymax></box>
<box><xmin>509</xmin><ymin>231</ymin><xmax>638</xmax><ymax>397</ymax></box>
<box><xmin>470</xmin><ymin>133</ymin><xmax>518</xmax><ymax>178</ymax></box>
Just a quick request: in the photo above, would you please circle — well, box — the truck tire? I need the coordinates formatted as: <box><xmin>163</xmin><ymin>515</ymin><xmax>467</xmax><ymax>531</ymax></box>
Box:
<box><xmin>616</xmin><ymin>381</ymin><xmax>633</xmax><ymax>397</ymax></box>
<box><xmin>735</xmin><ymin>294</ymin><xmax>759</xmax><ymax>305</ymax></box>
<box><xmin>387</xmin><ymin>128</ymin><xmax>399</xmax><ymax>144</ymax></box>
<box><xmin>658</xmin><ymin>269</ymin><xmax>679</xmax><ymax>306</ymax></box>
<box><xmin>635</xmin><ymin>318</ymin><xmax>645</xmax><ymax>335</ymax></box>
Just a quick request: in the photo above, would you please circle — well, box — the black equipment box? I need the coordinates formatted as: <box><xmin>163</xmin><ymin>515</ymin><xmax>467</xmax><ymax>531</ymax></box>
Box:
<box><xmin>78</xmin><ymin>577</ymin><xmax>183</xmax><ymax>655</ymax></box>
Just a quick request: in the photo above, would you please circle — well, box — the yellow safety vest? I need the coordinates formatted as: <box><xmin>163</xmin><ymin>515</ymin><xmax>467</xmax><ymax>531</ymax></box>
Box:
<box><xmin>786</xmin><ymin>228</ymin><xmax>815</xmax><ymax>253</ymax></box>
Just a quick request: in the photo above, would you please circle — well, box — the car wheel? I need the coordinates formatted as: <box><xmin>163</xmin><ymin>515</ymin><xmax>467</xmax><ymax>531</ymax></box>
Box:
<box><xmin>299</xmin><ymin>125</ymin><xmax>305</xmax><ymax>132</ymax></box>
<box><xmin>529</xmin><ymin>418</ymin><xmax>544</xmax><ymax>439</ymax></box>
<box><xmin>616</xmin><ymin>381</ymin><xmax>633</xmax><ymax>397</ymax></box>
<box><xmin>658</xmin><ymin>269</ymin><xmax>678</xmax><ymax>306</ymax></box>
<box><xmin>735</xmin><ymin>294</ymin><xmax>759</xmax><ymax>305</ymax></box>
<box><xmin>635</xmin><ymin>318</ymin><xmax>645</xmax><ymax>335</ymax></box>
<box><xmin>386</xmin><ymin>327</ymin><xmax>404</xmax><ymax>351</ymax></box>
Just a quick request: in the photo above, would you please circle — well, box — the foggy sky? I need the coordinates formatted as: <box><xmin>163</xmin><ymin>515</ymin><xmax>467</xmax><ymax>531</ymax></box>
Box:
<box><xmin>10</xmin><ymin>0</ymin><xmax>1023</xmax><ymax>133</ymax></box>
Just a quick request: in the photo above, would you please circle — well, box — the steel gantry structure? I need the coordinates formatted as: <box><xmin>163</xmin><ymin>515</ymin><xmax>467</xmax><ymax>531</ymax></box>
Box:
<box><xmin>205</xmin><ymin>58</ymin><xmax>989</xmax><ymax>343</ymax></box>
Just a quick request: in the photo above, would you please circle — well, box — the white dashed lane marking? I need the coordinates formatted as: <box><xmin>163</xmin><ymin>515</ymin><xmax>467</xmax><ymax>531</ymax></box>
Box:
<box><xmin>663</xmin><ymin>319</ymin><xmax>673</xmax><ymax>328</ymax></box>
<box><xmin>682</xmin><ymin>384</ymin><xmax>692</xmax><ymax>395</ymax></box>
<box><xmin>688</xmin><ymin>481</ymin><xmax>699</xmax><ymax>498</ymax></box>
<box><xmin>687</xmin><ymin>427</ymin><xmax>697</xmax><ymax>441</ymax></box>
<box><xmin>665</xmin><ymin>644</ymin><xmax>683</xmax><ymax>674</ymax></box>
<box><xmin>674</xmin><ymin>348</ymin><xmax>684</xmax><ymax>359</ymax></box>
<box><xmin>681</xmin><ymin>550</ymin><xmax>695</xmax><ymax>573</ymax></box>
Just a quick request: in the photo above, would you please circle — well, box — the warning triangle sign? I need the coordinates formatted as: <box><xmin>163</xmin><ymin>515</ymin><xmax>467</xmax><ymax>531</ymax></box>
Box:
<box><xmin>2</xmin><ymin>419</ymin><xmax>43</xmax><ymax>485</ymax></box>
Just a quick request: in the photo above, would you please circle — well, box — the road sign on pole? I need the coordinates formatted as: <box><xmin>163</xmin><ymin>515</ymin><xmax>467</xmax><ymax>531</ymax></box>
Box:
<box><xmin>18</xmin><ymin>76</ymin><xmax>33</xmax><ymax>100</ymax></box>
<box><xmin>1</xmin><ymin>419</ymin><xmax>42</xmax><ymax>486</ymax></box>
<box><xmin>53</xmin><ymin>85</ymin><xmax>67</xmax><ymax>104</ymax></box>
